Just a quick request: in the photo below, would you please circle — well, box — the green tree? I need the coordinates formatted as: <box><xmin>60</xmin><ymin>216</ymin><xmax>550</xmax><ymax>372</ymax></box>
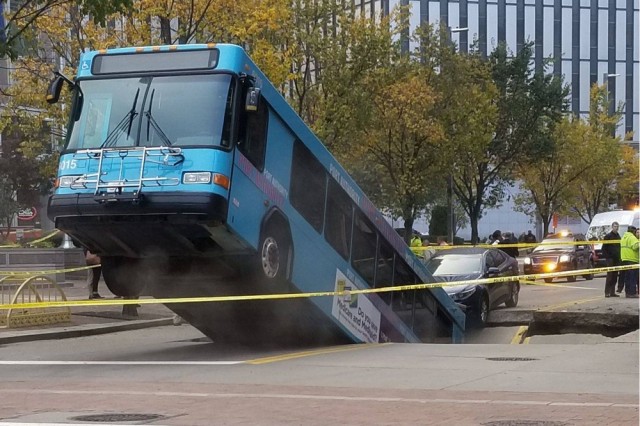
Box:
<box><xmin>455</xmin><ymin>42</ymin><xmax>568</xmax><ymax>243</ymax></box>
<box><xmin>571</xmin><ymin>84</ymin><xmax>634</xmax><ymax>222</ymax></box>
<box><xmin>431</xmin><ymin>27</ymin><xmax>498</xmax><ymax>244</ymax></box>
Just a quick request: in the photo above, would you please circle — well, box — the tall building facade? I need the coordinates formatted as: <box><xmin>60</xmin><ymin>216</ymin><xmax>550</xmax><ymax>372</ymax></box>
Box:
<box><xmin>360</xmin><ymin>0</ymin><xmax>639</xmax><ymax>146</ymax></box>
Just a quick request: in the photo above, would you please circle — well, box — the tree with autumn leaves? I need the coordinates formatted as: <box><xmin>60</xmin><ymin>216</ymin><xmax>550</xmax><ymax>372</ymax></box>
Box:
<box><xmin>514</xmin><ymin>84</ymin><xmax>638</xmax><ymax>237</ymax></box>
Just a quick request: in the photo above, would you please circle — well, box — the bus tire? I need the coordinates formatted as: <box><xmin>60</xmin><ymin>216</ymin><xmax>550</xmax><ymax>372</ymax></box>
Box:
<box><xmin>259</xmin><ymin>225</ymin><xmax>291</xmax><ymax>283</ymax></box>
<box><xmin>101</xmin><ymin>256</ymin><xmax>147</xmax><ymax>298</ymax></box>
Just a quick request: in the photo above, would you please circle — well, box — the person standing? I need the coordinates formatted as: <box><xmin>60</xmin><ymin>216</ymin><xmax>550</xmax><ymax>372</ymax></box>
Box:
<box><xmin>620</xmin><ymin>226</ymin><xmax>639</xmax><ymax>298</ymax></box>
<box><xmin>524</xmin><ymin>230</ymin><xmax>537</xmax><ymax>244</ymax></box>
<box><xmin>499</xmin><ymin>231</ymin><xmax>519</xmax><ymax>258</ymax></box>
<box><xmin>491</xmin><ymin>230</ymin><xmax>502</xmax><ymax>246</ymax></box>
<box><xmin>601</xmin><ymin>221</ymin><xmax>621</xmax><ymax>298</ymax></box>
<box><xmin>84</xmin><ymin>249</ymin><xmax>103</xmax><ymax>299</ymax></box>
<box><xmin>410</xmin><ymin>232</ymin><xmax>423</xmax><ymax>256</ymax></box>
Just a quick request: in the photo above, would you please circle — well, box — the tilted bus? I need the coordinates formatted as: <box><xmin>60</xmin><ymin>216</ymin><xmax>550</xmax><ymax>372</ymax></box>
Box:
<box><xmin>46</xmin><ymin>43</ymin><xmax>465</xmax><ymax>344</ymax></box>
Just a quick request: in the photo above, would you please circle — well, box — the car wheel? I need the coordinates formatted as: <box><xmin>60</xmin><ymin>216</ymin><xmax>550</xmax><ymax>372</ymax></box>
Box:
<box><xmin>473</xmin><ymin>294</ymin><xmax>490</xmax><ymax>327</ymax></box>
<box><xmin>505</xmin><ymin>282</ymin><xmax>519</xmax><ymax>307</ymax></box>
<box><xmin>544</xmin><ymin>278</ymin><xmax>553</xmax><ymax>283</ymax></box>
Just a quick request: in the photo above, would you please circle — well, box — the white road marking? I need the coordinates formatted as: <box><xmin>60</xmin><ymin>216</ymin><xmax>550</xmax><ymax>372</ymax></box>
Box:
<box><xmin>0</xmin><ymin>360</ymin><xmax>243</xmax><ymax>365</ymax></box>
<box><xmin>0</xmin><ymin>388</ymin><xmax>635</xmax><ymax>409</ymax></box>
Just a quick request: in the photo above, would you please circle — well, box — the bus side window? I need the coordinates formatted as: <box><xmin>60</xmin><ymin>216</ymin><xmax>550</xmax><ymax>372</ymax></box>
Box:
<box><xmin>351</xmin><ymin>212</ymin><xmax>377</xmax><ymax>286</ymax></box>
<box><xmin>290</xmin><ymin>140</ymin><xmax>326</xmax><ymax>233</ymax></box>
<box><xmin>237</xmin><ymin>88</ymin><xmax>268</xmax><ymax>171</ymax></box>
<box><xmin>325</xmin><ymin>178</ymin><xmax>353</xmax><ymax>260</ymax></box>
<box><xmin>375</xmin><ymin>238</ymin><xmax>394</xmax><ymax>305</ymax></box>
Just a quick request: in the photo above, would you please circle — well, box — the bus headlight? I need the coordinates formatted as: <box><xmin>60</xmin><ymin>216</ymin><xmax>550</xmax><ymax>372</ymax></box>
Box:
<box><xmin>183</xmin><ymin>172</ymin><xmax>211</xmax><ymax>184</ymax></box>
<box><xmin>524</xmin><ymin>257</ymin><xmax>531</xmax><ymax>265</ymax></box>
<box><xmin>559</xmin><ymin>254</ymin><xmax>571</xmax><ymax>263</ymax></box>
<box><xmin>57</xmin><ymin>175</ymin><xmax>81</xmax><ymax>188</ymax></box>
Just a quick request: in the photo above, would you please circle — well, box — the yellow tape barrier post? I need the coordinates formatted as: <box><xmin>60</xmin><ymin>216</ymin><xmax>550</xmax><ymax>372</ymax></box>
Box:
<box><xmin>0</xmin><ymin>263</ymin><xmax>636</xmax><ymax>311</ymax></box>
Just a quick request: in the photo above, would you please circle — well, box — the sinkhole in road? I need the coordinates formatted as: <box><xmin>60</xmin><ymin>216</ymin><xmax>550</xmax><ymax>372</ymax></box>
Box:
<box><xmin>525</xmin><ymin>311</ymin><xmax>638</xmax><ymax>338</ymax></box>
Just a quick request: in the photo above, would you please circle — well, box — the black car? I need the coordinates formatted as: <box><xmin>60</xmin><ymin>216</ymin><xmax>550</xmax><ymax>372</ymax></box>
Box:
<box><xmin>523</xmin><ymin>232</ymin><xmax>593</xmax><ymax>283</ymax></box>
<box><xmin>425</xmin><ymin>247</ymin><xmax>520</xmax><ymax>326</ymax></box>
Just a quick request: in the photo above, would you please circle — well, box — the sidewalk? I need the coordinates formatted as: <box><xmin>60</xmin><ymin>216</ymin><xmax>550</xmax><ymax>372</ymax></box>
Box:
<box><xmin>0</xmin><ymin>279</ymin><xmax>176</xmax><ymax>344</ymax></box>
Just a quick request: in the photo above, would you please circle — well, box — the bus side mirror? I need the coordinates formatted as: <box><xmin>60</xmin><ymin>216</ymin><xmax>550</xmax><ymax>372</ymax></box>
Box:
<box><xmin>46</xmin><ymin>76</ymin><xmax>65</xmax><ymax>104</ymax></box>
<box><xmin>245</xmin><ymin>87</ymin><xmax>261</xmax><ymax>112</ymax></box>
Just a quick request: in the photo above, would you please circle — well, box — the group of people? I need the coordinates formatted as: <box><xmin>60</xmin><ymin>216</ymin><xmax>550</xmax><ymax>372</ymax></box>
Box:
<box><xmin>489</xmin><ymin>229</ymin><xmax>523</xmax><ymax>259</ymax></box>
<box><xmin>410</xmin><ymin>233</ymin><xmax>449</xmax><ymax>261</ymax></box>
<box><xmin>602</xmin><ymin>221</ymin><xmax>639</xmax><ymax>298</ymax></box>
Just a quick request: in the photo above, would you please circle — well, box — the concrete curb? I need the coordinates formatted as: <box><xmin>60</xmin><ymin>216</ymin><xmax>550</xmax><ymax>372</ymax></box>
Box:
<box><xmin>0</xmin><ymin>317</ymin><xmax>174</xmax><ymax>345</ymax></box>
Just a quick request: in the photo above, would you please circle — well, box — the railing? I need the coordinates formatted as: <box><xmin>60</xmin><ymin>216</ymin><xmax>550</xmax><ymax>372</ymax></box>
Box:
<box><xmin>0</xmin><ymin>274</ymin><xmax>70</xmax><ymax>328</ymax></box>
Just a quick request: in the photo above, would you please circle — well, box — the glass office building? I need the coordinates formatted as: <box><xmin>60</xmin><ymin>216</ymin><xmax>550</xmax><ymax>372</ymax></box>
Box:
<box><xmin>361</xmin><ymin>0</ymin><xmax>638</xmax><ymax>238</ymax></box>
<box><xmin>359</xmin><ymin>0</ymin><xmax>639</xmax><ymax>146</ymax></box>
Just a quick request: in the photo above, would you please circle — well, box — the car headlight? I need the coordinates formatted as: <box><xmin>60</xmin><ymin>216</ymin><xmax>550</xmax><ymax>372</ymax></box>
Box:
<box><xmin>559</xmin><ymin>254</ymin><xmax>571</xmax><ymax>263</ymax></box>
<box><xmin>524</xmin><ymin>257</ymin><xmax>531</xmax><ymax>265</ymax></box>
<box><xmin>183</xmin><ymin>172</ymin><xmax>211</xmax><ymax>184</ymax></box>
<box><xmin>452</xmin><ymin>287</ymin><xmax>476</xmax><ymax>301</ymax></box>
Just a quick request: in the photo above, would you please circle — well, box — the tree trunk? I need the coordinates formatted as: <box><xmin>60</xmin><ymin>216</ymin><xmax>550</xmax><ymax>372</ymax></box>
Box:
<box><xmin>160</xmin><ymin>16</ymin><xmax>172</xmax><ymax>45</ymax></box>
<box><xmin>403</xmin><ymin>217</ymin><xmax>415</xmax><ymax>245</ymax></box>
<box><xmin>470</xmin><ymin>216</ymin><xmax>479</xmax><ymax>244</ymax></box>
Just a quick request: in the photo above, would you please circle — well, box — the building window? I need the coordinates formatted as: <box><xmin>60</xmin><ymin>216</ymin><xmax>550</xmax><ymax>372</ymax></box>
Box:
<box><xmin>598</xmin><ymin>9</ymin><xmax>608</xmax><ymax>60</ymax></box>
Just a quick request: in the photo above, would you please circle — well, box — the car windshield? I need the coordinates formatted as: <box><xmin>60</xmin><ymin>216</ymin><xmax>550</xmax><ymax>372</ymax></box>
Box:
<box><xmin>66</xmin><ymin>74</ymin><xmax>233</xmax><ymax>150</ymax></box>
<box><xmin>533</xmin><ymin>238</ymin><xmax>574</xmax><ymax>252</ymax></box>
<box><xmin>426</xmin><ymin>254</ymin><xmax>482</xmax><ymax>276</ymax></box>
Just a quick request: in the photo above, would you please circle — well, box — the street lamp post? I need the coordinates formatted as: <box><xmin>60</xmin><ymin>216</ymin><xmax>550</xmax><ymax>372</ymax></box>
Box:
<box><xmin>446</xmin><ymin>26</ymin><xmax>468</xmax><ymax>244</ymax></box>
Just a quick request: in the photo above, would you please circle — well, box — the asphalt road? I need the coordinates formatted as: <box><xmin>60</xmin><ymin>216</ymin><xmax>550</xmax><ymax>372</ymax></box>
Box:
<box><xmin>0</xmin><ymin>323</ymin><xmax>636</xmax><ymax>425</ymax></box>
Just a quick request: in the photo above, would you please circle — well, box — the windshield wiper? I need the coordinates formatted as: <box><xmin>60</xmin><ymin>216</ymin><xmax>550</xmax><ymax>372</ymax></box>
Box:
<box><xmin>145</xmin><ymin>89</ymin><xmax>173</xmax><ymax>147</ymax></box>
<box><xmin>99</xmin><ymin>88</ymin><xmax>140</xmax><ymax>148</ymax></box>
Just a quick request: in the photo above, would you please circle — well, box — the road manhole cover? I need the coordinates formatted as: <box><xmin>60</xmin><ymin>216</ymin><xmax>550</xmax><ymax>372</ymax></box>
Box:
<box><xmin>483</xmin><ymin>421</ymin><xmax>569</xmax><ymax>426</ymax></box>
<box><xmin>486</xmin><ymin>357</ymin><xmax>539</xmax><ymax>361</ymax></box>
<box><xmin>70</xmin><ymin>413</ymin><xmax>164</xmax><ymax>422</ymax></box>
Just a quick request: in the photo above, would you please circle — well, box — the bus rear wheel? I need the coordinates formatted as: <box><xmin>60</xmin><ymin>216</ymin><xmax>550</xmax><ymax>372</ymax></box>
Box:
<box><xmin>101</xmin><ymin>256</ymin><xmax>147</xmax><ymax>298</ymax></box>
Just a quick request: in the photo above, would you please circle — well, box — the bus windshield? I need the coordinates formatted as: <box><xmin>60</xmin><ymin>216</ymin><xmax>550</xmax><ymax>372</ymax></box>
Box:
<box><xmin>66</xmin><ymin>74</ymin><xmax>233</xmax><ymax>150</ymax></box>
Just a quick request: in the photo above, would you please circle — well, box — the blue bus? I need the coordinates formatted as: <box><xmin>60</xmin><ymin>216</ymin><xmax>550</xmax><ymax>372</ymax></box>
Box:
<box><xmin>47</xmin><ymin>43</ymin><xmax>465</xmax><ymax>344</ymax></box>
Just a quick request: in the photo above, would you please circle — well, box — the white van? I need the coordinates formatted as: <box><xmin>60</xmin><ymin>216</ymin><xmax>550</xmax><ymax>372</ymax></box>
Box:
<box><xmin>586</xmin><ymin>210</ymin><xmax>640</xmax><ymax>266</ymax></box>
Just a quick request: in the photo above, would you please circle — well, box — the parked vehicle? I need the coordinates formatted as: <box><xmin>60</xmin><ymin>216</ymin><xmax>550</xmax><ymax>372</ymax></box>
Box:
<box><xmin>523</xmin><ymin>232</ymin><xmax>593</xmax><ymax>282</ymax></box>
<box><xmin>586</xmin><ymin>210</ymin><xmax>640</xmax><ymax>266</ymax></box>
<box><xmin>425</xmin><ymin>247</ymin><xmax>520</xmax><ymax>327</ymax></box>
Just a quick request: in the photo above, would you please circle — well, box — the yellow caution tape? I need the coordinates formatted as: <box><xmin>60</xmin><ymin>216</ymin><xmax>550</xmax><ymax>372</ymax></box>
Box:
<box><xmin>414</xmin><ymin>239</ymin><xmax>619</xmax><ymax>251</ymax></box>
<box><xmin>0</xmin><ymin>264</ymin><xmax>100</xmax><ymax>276</ymax></box>
<box><xmin>0</xmin><ymin>243</ymin><xmax>20</xmax><ymax>248</ymax></box>
<box><xmin>0</xmin><ymin>229</ymin><xmax>60</xmax><ymax>248</ymax></box>
<box><xmin>0</xmin><ymin>264</ymin><xmax>636</xmax><ymax>310</ymax></box>
<box><xmin>27</xmin><ymin>229</ymin><xmax>61</xmax><ymax>245</ymax></box>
